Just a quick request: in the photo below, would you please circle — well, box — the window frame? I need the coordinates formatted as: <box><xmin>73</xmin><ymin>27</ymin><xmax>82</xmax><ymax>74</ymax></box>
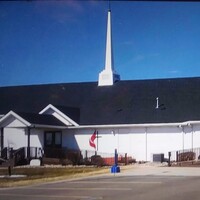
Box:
<box><xmin>44</xmin><ymin>131</ymin><xmax>62</xmax><ymax>148</ymax></box>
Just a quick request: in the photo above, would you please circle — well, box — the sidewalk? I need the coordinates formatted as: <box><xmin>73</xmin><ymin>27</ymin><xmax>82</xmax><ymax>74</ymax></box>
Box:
<box><xmin>120</xmin><ymin>164</ymin><xmax>200</xmax><ymax>177</ymax></box>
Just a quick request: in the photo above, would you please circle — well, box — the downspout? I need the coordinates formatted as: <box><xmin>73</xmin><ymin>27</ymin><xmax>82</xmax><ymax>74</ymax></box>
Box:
<box><xmin>145</xmin><ymin>127</ymin><xmax>147</xmax><ymax>162</ymax></box>
<box><xmin>188</xmin><ymin>123</ymin><xmax>194</xmax><ymax>152</ymax></box>
<box><xmin>191</xmin><ymin>124</ymin><xmax>194</xmax><ymax>152</ymax></box>
<box><xmin>180</xmin><ymin>125</ymin><xmax>185</xmax><ymax>152</ymax></box>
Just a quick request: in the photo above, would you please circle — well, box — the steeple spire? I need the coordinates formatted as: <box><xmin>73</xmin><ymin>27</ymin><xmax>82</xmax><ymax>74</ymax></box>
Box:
<box><xmin>105</xmin><ymin>10</ymin><xmax>113</xmax><ymax>72</ymax></box>
<box><xmin>98</xmin><ymin>8</ymin><xmax>120</xmax><ymax>86</ymax></box>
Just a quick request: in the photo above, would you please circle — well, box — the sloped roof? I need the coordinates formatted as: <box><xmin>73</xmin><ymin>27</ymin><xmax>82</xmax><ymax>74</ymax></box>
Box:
<box><xmin>0</xmin><ymin>77</ymin><xmax>200</xmax><ymax>125</ymax></box>
<box><xmin>17</xmin><ymin>112</ymin><xmax>67</xmax><ymax>127</ymax></box>
<box><xmin>39</xmin><ymin>104</ymin><xmax>79</xmax><ymax>126</ymax></box>
<box><xmin>53</xmin><ymin>105</ymin><xmax>80</xmax><ymax>124</ymax></box>
<box><xmin>0</xmin><ymin>111</ymin><xmax>66</xmax><ymax>127</ymax></box>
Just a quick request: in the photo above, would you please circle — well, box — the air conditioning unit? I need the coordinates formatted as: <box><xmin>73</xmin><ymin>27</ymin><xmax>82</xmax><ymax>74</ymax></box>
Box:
<box><xmin>153</xmin><ymin>153</ymin><xmax>164</xmax><ymax>163</ymax></box>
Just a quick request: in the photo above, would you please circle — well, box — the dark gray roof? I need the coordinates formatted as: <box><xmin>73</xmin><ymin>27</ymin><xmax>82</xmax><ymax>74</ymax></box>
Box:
<box><xmin>54</xmin><ymin>105</ymin><xmax>80</xmax><ymax>124</ymax></box>
<box><xmin>17</xmin><ymin>112</ymin><xmax>66</xmax><ymax>127</ymax></box>
<box><xmin>1</xmin><ymin>77</ymin><xmax>200</xmax><ymax>125</ymax></box>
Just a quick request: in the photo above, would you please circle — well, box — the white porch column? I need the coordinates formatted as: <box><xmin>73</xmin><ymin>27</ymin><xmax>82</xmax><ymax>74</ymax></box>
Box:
<box><xmin>0</xmin><ymin>127</ymin><xmax>3</xmax><ymax>151</ymax></box>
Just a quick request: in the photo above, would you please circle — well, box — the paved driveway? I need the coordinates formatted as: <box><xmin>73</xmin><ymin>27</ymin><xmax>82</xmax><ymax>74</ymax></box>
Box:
<box><xmin>121</xmin><ymin>165</ymin><xmax>200</xmax><ymax>176</ymax></box>
<box><xmin>1</xmin><ymin>166</ymin><xmax>200</xmax><ymax>200</ymax></box>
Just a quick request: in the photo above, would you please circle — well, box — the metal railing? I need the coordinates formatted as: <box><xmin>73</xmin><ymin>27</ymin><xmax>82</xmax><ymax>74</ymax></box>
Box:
<box><xmin>0</xmin><ymin>147</ymin><xmax>43</xmax><ymax>166</ymax></box>
<box><xmin>80</xmin><ymin>150</ymin><xmax>134</xmax><ymax>166</ymax></box>
<box><xmin>168</xmin><ymin>147</ymin><xmax>200</xmax><ymax>166</ymax></box>
<box><xmin>43</xmin><ymin>147</ymin><xmax>134</xmax><ymax>166</ymax></box>
<box><xmin>0</xmin><ymin>147</ymin><xmax>8</xmax><ymax>160</ymax></box>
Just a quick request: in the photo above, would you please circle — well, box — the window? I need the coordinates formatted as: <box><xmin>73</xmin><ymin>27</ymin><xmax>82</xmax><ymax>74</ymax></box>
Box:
<box><xmin>45</xmin><ymin>132</ymin><xmax>53</xmax><ymax>146</ymax></box>
<box><xmin>44</xmin><ymin>131</ymin><xmax>62</xmax><ymax>148</ymax></box>
<box><xmin>55</xmin><ymin>132</ymin><xmax>62</xmax><ymax>146</ymax></box>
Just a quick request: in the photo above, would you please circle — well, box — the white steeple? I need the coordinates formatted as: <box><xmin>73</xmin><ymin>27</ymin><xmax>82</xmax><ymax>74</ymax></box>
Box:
<box><xmin>98</xmin><ymin>9</ymin><xmax>120</xmax><ymax>86</ymax></box>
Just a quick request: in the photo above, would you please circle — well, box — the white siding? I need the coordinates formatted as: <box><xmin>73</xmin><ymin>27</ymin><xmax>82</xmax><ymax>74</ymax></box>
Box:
<box><xmin>193</xmin><ymin>125</ymin><xmax>200</xmax><ymax>149</ymax></box>
<box><xmin>63</xmin><ymin>129</ymin><xmax>121</xmax><ymax>154</ymax></box>
<box><xmin>147</xmin><ymin>127</ymin><xmax>182</xmax><ymax>161</ymax></box>
<box><xmin>30</xmin><ymin>129</ymin><xmax>43</xmax><ymax>148</ymax></box>
<box><xmin>63</xmin><ymin>126</ymin><xmax>192</xmax><ymax>162</ymax></box>
<box><xmin>63</xmin><ymin>128</ymin><xmax>147</xmax><ymax>160</ymax></box>
<box><xmin>96</xmin><ymin>129</ymin><xmax>116</xmax><ymax>153</ymax></box>
<box><xmin>3</xmin><ymin>117</ymin><xmax>26</xmax><ymax>128</ymax></box>
<box><xmin>4</xmin><ymin>127</ymin><xmax>27</xmax><ymax>149</ymax></box>
<box><xmin>63</xmin><ymin>129</ymin><xmax>100</xmax><ymax>150</ymax></box>
<box><xmin>129</xmin><ymin>128</ymin><xmax>146</xmax><ymax>161</ymax></box>
<box><xmin>3</xmin><ymin>124</ymin><xmax>43</xmax><ymax>150</ymax></box>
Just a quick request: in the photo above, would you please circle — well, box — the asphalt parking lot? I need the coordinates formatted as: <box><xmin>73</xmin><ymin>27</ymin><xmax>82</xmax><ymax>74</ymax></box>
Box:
<box><xmin>1</xmin><ymin>166</ymin><xmax>200</xmax><ymax>200</ymax></box>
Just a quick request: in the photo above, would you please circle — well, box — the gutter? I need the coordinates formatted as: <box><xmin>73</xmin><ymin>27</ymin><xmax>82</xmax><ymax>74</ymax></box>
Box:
<box><xmin>30</xmin><ymin>124</ymin><xmax>67</xmax><ymax>129</ymax></box>
<box><xmin>3</xmin><ymin>120</ymin><xmax>200</xmax><ymax>130</ymax></box>
<box><xmin>67</xmin><ymin>120</ymin><xmax>200</xmax><ymax>129</ymax></box>
<box><xmin>3</xmin><ymin>124</ymin><xmax>67</xmax><ymax>129</ymax></box>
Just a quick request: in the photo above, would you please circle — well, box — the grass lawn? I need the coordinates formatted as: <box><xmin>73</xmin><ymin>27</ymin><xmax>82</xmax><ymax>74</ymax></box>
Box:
<box><xmin>0</xmin><ymin>166</ymin><xmax>109</xmax><ymax>188</ymax></box>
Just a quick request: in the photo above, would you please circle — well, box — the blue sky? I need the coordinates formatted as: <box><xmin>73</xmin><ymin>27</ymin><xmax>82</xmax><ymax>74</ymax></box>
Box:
<box><xmin>1</xmin><ymin>1</ymin><xmax>200</xmax><ymax>86</ymax></box>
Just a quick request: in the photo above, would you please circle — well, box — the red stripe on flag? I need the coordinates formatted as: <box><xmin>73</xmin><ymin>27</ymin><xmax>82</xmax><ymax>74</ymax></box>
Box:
<box><xmin>89</xmin><ymin>130</ymin><xmax>97</xmax><ymax>149</ymax></box>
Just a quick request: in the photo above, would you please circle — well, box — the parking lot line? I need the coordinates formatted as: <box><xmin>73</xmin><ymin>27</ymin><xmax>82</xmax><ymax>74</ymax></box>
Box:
<box><xmin>26</xmin><ymin>187</ymin><xmax>133</xmax><ymax>191</ymax></box>
<box><xmin>71</xmin><ymin>181</ymin><xmax>162</xmax><ymax>184</ymax></box>
<box><xmin>0</xmin><ymin>193</ymin><xmax>103</xmax><ymax>199</ymax></box>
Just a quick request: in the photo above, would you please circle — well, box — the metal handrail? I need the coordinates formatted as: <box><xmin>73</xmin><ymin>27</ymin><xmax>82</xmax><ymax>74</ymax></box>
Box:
<box><xmin>13</xmin><ymin>147</ymin><xmax>26</xmax><ymax>165</ymax></box>
<box><xmin>1</xmin><ymin>147</ymin><xmax>8</xmax><ymax>159</ymax></box>
<box><xmin>168</xmin><ymin>147</ymin><xmax>200</xmax><ymax>166</ymax></box>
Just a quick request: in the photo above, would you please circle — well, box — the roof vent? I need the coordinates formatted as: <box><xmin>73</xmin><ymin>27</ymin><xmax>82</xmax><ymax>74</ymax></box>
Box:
<box><xmin>155</xmin><ymin>97</ymin><xmax>166</xmax><ymax>110</ymax></box>
<box><xmin>156</xmin><ymin>97</ymin><xmax>159</xmax><ymax>109</ymax></box>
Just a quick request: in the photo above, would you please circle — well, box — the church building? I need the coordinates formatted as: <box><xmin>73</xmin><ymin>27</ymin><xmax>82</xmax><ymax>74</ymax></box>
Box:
<box><xmin>1</xmin><ymin>8</ymin><xmax>200</xmax><ymax>164</ymax></box>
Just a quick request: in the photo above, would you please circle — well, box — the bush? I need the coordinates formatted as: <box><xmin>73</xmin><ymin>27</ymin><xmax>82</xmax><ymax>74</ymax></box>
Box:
<box><xmin>65</xmin><ymin>150</ymin><xmax>83</xmax><ymax>165</ymax></box>
<box><xmin>91</xmin><ymin>155</ymin><xmax>105</xmax><ymax>167</ymax></box>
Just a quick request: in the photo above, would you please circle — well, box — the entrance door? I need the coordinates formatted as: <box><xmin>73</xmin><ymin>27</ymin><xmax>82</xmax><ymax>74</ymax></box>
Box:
<box><xmin>44</xmin><ymin>131</ymin><xmax>62</xmax><ymax>148</ymax></box>
<box><xmin>44</xmin><ymin>131</ymin><xmax>62</xmax><ymax>158</ymax></box>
